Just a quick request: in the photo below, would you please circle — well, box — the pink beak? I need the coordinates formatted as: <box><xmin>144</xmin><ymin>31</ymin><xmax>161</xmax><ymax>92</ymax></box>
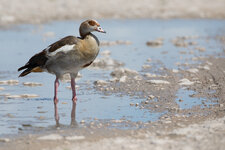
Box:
<box><xmin>96</xmin><ymin>27</ymin><xmax>106</xmax><ymax>33</ymax></box>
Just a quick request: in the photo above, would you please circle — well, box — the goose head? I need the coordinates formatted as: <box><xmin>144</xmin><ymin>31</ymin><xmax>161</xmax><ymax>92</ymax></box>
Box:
<box><xmin>79</xmin><ymin>19</ymin><xmax>106</xmax><ymax>38</ymax></box>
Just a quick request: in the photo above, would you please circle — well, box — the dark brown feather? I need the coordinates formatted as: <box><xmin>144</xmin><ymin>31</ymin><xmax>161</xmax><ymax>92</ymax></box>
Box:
<box><xmin>18</xmin><ymin>36</ymin><xmax>79</xmax><ymax>77</ymax></box>
<box><xmin>82</xmin><ymin>61</ymin><xmax>93</xmax><ymax>68</ymax></box>
<box><xmin>48</xmin><ymin>36</ymin><xmax>78</xmax><ymax>52</ymax></box>
<box><xmin>18</xmin><ymin>50</ymin><xmax>48</xmax><ymax>77</ymax></box>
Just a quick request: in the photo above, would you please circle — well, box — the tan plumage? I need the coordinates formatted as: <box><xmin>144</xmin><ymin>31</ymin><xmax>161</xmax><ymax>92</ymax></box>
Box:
<box><xmin>18</xmin><ymin>20</ymin><xmax>106</xmax><ymax>123</ymax></box>
<box><xmin>18</xmin><ymin>20</ymin><xmax>105</xmax><ymax>79</ymax></box>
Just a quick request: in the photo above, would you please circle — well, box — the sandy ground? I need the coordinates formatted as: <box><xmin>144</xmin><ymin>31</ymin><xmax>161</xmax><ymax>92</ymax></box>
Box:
<box><xmin>0</xmin><ymin>1</ymin><xmax>225</xmax><ymax>150</ymax></box>
<box><xmin>1</xmin><ymin>43</ymin><xmax>225</xmax><ymax>150</ymax></box>
<box><xmin>0</xmin><ymin>0</ymin><xmax>225</xmax><ymax>26</ymax></box>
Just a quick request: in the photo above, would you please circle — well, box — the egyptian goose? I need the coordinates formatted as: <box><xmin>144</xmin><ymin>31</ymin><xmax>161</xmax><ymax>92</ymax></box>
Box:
<box><xmin>18</xmin><ymin>19</ymin><xmax>106</xmax><ymax>122</ymax></box>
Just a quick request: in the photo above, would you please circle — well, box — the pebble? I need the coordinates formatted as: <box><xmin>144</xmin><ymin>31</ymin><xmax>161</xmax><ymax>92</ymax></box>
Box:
<box><xmin>130</xmin><ymin>103</ymin><xmax>135</xmax><ymax>106</ymax></box>
<box><xmin>5</xmin><ymin>113</ymin><xmax>15</xmax><ymax>118</ymax></box>
<box><xmin>142</xmin><ymin>65</ymin><xmax>151</xmax><ymax>69</ymax></box>
<box><xmin>23</xmin><ymin>82</ymin><xmax>43</xmax><ymax>86</ymax></box>
<box><xmin>6</xmin><ymin>94</ymin><xmax>39</xmax><ymax>99</ymax></box>
<box><xmin>119</xmin><ymin>76</ymin><xmax>127</xmax><ymax>83</ymax></box>
<box><xmin>178</xmin><ymin>99</ymin><xmax>183</xmax><ymax>102</ymax></box>
<box><xmin>22</xmin><ymin>124</ymin><xmax>32</xmax><ymax>127</ymax></box>
<box><xmin>146</xmin><ymin>38</ymin><xmax>163</xmax><ymax>47</ymax></box>
<box><xmin>92</xmin><ymin>57</ymin><xmax>123</xmax><ymax>69</ymax></box>
<box><xmin>94</xmin><ymin>80</ymin><xmax>108</xmax><ymax>85</ymax></box>
<box><xmin>66</xmin><ymin>85</ymin><xmax>79</xmax><ymax>89</ymax></box>
<box><xmin>172</xmin><ymin>69</ymin><xmax>179</xmax><ymax>73</ymax></box>
<box><xmin>134</xmin><ymin>75</ymin><xmax>142</xmax><ymax>80</ymax></box>
<box><xmin>179</xmin><ymin>78</ymin><xmax>194</xmax><ymax>86</ymax></box>
<box><xmin>65</xmin><ymin>136</ymin><xmax>85</xmax><ymax>141</ymax></box>
<box><xmin>0</xmin><ymin>80</ymin><xmax>19</xmax><ymax>85</ymax></box>
<box><xmin>148</xmin><ymin>95</ymin><xmax>155</xmax><ymax>99</ymax></box>
<box><xmin>144</xmin><ymin>101</ymin><xmax>149</xmax><ymax>104</ymax></box>
<box><xmin>100</xmin><ymin>40</ymin><xmax>132</xmax><ymax>46</ymax></box>
<box><xmin>0</xmin><ymin>138</ymin><xmax>10</xmax><ymax>142</ymax></box>
<box><xmin>173</xmin><ymin>41</ymin><xmax>188</xmax><ymax>47</ymax></box>
<box><xmin>147</xmin><ymin>80</ymin><xmax>170</xmax><ymax>84</ymax></box>
<box><xmin>20</xmin><ymin>94</ymin><xmax>39</xmax><ymax>98</ymax></box>
<box><xmin>187</xmin><ymin>68</ymin><xmax>199</xmax><ymax>73</ymax></box>
<box><xmin>80</xmin><ymin>120</ymin><xmax>85</xmax><ymax>124</ymax></box>
<box><xmin>111</xmin><ymin>68</ymin><xmax>139</xmax><ymax>78</ymax></box>
<box><xmin>219</xmin><ymin>104</ymin><xmax>224</xmax><ymax>107</ymax></box>
<box><xmin>195</xmin><ymin>47</ymin><xmax>206</xmax><ymax>52</ymax></box>
<box><xmin>100</xmin><ymin>50</ymin><xmax>111</xmax><ymax>56</ymax></box>
<box><xmin>135</xmin><ymin>103</ymin><xmax>139</xmax><ymax>106</ymax></box>
<box><xmin>37</xmin><ymin>134</ymin><xmax>63</xmax><ymax>140</ymax></box>
<box><xmin>0</xmin><ymin>87</ymin><xmax>5</xmax><ymax>90</ymax></box>
<box><xmin>6</xmin><ymin>95</ymin><xmax>21</xmax><ymax>99</ymax></box>
<box><xmin>147</xmin><ymin>58</ymin><xmax>152</xmax><ymax>62</ymax></box>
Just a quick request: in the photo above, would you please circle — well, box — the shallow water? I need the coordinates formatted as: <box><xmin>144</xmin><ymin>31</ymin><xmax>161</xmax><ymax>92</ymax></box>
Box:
<box><xmin>0</xmin><ymin>19</ymin><xmax>225</xmax><ymax>135</ymax></box>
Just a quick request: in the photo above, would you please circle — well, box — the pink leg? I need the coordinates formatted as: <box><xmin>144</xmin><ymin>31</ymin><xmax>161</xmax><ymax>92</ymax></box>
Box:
<box><xmin>54</xmin><ymin>77</ymin><xmax>60</xmax><ymax>125</ymax></box>
<box><xmin>71</xmin><ymin>77</ymin><xmax>77</xmax><ymax>103</ymax></box>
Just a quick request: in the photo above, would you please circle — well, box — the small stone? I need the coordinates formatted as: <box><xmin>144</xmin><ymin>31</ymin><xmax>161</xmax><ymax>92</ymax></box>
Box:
<box><xmin>38</xmin><ymin>134</ymin><xmax>63</xmax><ymax>140</ymax></box>
<box><xmin>195</xmin><ymin>47</ymin><xmax>206</xmax><ymax>52</ymax></box>
<box><xmin>187</xmin><ymin>68</ymin><xmax>199</xmax><ymax>73</ymax></box>
<box><xmin>172</xmin><ymin>69</ymin><xmax>179</xmax><ymax>73</ymax></box>
<box><xmin>219</xmin><ymin>104</ymin><xmax>224</xmax><ymax>107</ymax></box>
<box><xmin>148</xmin><ymin>95</ymin><xmax>155</xmax><ymax>99</ymax></box>
<box><xmin>22</xmin><ymin>124</ymin><xmax>32</xmax><ymax>127</ymax></box>
<box><xmin>0</xmin><ymin>138</ymin><xmax>10</xmax><ymax>142</ymax></box>
<box><xmin>147</xmin><ymin>58</ymin><xmax>152</xmax><ymax>62</ymax></box>
<box><xmin>144</xmin><ymin>73</ymin><xmax>157</xmax><ymax>78</ymax></box>
<box><xmin>23</xmin><ymin>82</ymin><xmax>43</xmax><ymax>86</ymax></box>
<box><xmin>0</xmin><ymin>87</ymin><xmax>5</xmax><ymax>90</ymax></box>
<box><xmin>0</xmin><ymin>80</ymin><xmax>19</xmax><ymax>85</ymax></box>
<box><xmin>147</xmin><ymin>80</ymin><xmax>170</xmax><ymax>84</ymax></box>
<box><xmin>146</xmin><ymin>38</ymin><xmax>163</xmax><ymax>47</ymax></box>
<box><xmin>94</xmin><ymin>80</ymin><xmax>108</xmax><ymax>85</ymax></box>
<box><xmin>37</xmin><ymin>111</ymin><xmax>47</xmax><ymax>113</ymax></box>
<box><xmin>135</xmin><ymin>103</ymin><xmax>139</xmax><ymax>106</ymax></box>
<box><xmin>119</xmin><ymin>76</ymin><xmax>127</xmax><ymax>83</ymax></box>
<box><xmin>130</xmin><ymin>103</ymin><xmax>135</xmax><ymax>106</ymax></box>
<box><xmin>38</xmin><ymin>116</ymin><xmax>45</xmax><ymax>120</ymax></box>
<box><xmin>173</xmin><ymin>40</ymin><xmax>188</xmax><ymax>47</ymax></box>
<box><xmin>134</xmin><ymin>75</ymin><xmax>142</xmax><ymax>80</ymax></box>
<box><xmin>100</xmin><ymin>50</ymin><xmax>111</xmax><ymax>56</ymax></box>
<box><xmin>178</xmin><ymin>99</ymin><xmax>183</xmax><ymax>102</ymax></box>
<box><xmin>20</xmin><ymin>94</ymin><xmax>39</xmax><ymax>98</ymax></box>
<box><xmin>80</xmin><ymin>120</ymin><xmax>85</xmax><ymax>124</ymax></box>
<box><xmin>65</xmin><ymin>136</ymin><xmax>85</xmax><ymax>141</ymax></box>
<box><xmin>142</xmin><ymin>65</ymin><xmax>151</xmax><ymax>69</ymax></box>
<box><xmin>111</xmin><ymin>68</ymin><xmax>138</xmax><ymax>78</ymax></box>
<box><xmin>155</xmin><ymin>105</ymin><xmax>159</xmax><ymax>108</ymax></box>
<box><xmin>179</xmin><ymin>78</ymin><xmax>194</xmax><ymax>86</ymax></box>
<box><xmin>6</xmin><ymin>95</ymin><xmax>21</xmax><ymax>99</ymax></box>
<box><xmin>145</xmin><ymin>101</ymin><xmax>149</xmax><ymax>104</ymax></box>
<box><xmin>6</xmin><ymin>113</ymin><xmax>15</xmax><ymax>118</ymax></box>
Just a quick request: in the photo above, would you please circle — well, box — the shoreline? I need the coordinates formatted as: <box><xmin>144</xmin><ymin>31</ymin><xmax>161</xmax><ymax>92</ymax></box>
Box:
<box><xmin>1</xmin><ymin>0</ymin><xmax>225</xmax><ymax>27</ymax></box>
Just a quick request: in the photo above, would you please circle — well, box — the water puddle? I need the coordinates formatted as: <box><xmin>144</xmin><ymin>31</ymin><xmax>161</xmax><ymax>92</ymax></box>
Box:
<box><xmin>176</xmin><ymin>88</ymin><xmax>217</xmax><ymax>109</ymax></box>
<box><xmin>0</xmin><ymin>19</ymin><xmax>224</xmax><ymax>135</ymax></box>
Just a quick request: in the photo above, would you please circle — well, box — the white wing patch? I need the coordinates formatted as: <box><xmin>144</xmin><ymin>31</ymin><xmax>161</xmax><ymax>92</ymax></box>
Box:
<box><xmin>47</xmin><ymin>45</ymin><xmax>75</xmax><ymax>57</ymax></box>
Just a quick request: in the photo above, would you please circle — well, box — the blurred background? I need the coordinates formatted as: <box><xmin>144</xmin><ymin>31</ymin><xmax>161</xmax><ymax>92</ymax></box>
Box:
<box><xmin>0</xmin><ymin>0</ymin><xmax>225</xmax><ymax>26</ymax></box>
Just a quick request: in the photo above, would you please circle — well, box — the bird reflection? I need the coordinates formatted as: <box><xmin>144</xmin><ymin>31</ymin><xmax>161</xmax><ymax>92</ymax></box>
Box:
<box><xmin>54</xmin><ymin>101</ymin><xmax>78</xmax><ymax>127</ymax></box>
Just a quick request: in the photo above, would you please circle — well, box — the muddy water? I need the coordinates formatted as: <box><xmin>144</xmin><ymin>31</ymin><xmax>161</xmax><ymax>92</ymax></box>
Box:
<box><xmin>0</xmin><ymin>19</ymin><xmax>224</xmax><ymax>135</ymax></box>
